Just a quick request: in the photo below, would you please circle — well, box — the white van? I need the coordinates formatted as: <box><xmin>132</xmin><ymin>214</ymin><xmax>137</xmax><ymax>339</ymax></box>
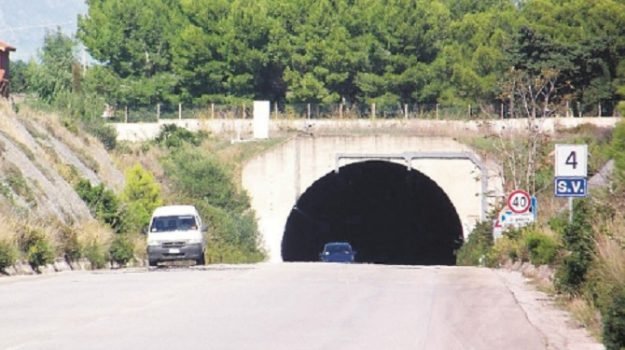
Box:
<box><xmin>146</xmin><ymin>205</ymin><xmax>207</xmax><ymax>267</ymax></box>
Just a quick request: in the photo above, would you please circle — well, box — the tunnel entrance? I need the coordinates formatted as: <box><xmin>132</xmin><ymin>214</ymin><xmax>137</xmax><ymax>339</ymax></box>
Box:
<box><xmin>281</xmin><ymin>160</ymin><xmax>463</xmax><ymax>265</ymax></box>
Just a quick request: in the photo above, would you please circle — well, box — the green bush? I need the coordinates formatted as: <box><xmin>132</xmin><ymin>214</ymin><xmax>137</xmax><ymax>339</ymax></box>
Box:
<box><xmin>120</xmin><ymin>164</ymin><xmax>163</xmax><ymax>233</ymax></box>
<box><xmin>87</xmin><ymin>123</ymin><xmax>117</xmax><ymax>150</ymax></box>
<box><xmin>26</xmin><ymin>238</ymin><xmax>55</xmax><ymax>270</ymax></box>
<box><xmin>555</xmin><ymin>199</ymin><xmax>595</xmax><ymax>293</ymax></box>
<box><xmin>17</xmin><ymin>227</ymin><xmax>55</xmax><ymax>270</ymax></box>
<box><xmin>0</xmin><ymin>240</ymin><xmax>17</xmax><ymax>271</ymax></box>
<box><xmin>456</xmin><ymin>220</ymin><xmax>494</xmax><ymax>266</ymax></box>
<box><xmin>205</xmin><ymin>239</ymin><xmax>264</xmax><ymax>264</ymax></box>
<box><xmin>603</xmin><ymin>288</ymin><xmax>625</xmax><ymax>350</ymax></box>
<box><xmin>163</xmin><ymin>149</ymin><xmax>248</xmax><ymax>212</ymax></box>
<box><xmin>523</xmin><ymin>230</ymin><xmax>558</xmax><ymax>266</ymax></box>
<box><xmin>488</xmin><ymin>235</ymin><xmax>521</xmax><ymax>266</ymax></box>
<box><xmin>109</xmin><ymin>234</ymin><xmax>135</xmax><ymax>266</ymax></box>
<box><xmin>155</xmin><ymin>124</ymin><xmax>206</xmax><ymax>149</ymax></box>
<box><xmin>196</xmin><ymin>202</ymin><xmax>265</xmax><ymax>263</ymax></box>
<box><xmin>83</xmin><ymin>240</ymin><xmax>108</xmax><ymax>269</ymax></box>
<box><xmin>58</xmin><ymin>225</ymin><xmax>82</xmax><ymax>262</ymax></box>
<box><xmin>76</xmin><ymin>179</ymin><xmax>125</xmax><ymax>233</ymax></box>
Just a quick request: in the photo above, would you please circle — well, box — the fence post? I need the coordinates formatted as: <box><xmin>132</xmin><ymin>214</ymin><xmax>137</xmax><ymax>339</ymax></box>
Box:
<box><xmin>178</xmin><ymin>103</ymin><xmax>182</xmax><ymax>120</ymax></box>
<box><xmin>211</xmin><ymin>103</ymin><xmax>215</xmax><ymax>119</ymax></box>
<box><xmin>500</xmin><ymin>103</ymin><xmax>504</xmax><ymax>119</ymax></box>
<box><xmin>307</xmin><ymin>103</ymin><xmax>311</xmax><ymax>119</ymax></box>
<box><xmin>577</xmin><ymin>102</ymin><xmax>582</xmax><ymax>118</ymax></box>
<box><xmin>404</xmin><ymin>104</ymin><xmax>408</xmax><ymax>119</ymax></box>
<box><xmin>436</xmin><ymin>104</ymin><xmax>439</xmax><ymax>120</ymax></box>
<box><xmin>339</xmin><ymin>103</ymin><xmax>343</xmax><ymax>119</ymax></box>
<box><xmin>468</xmin><ymin>104</ymin><xmax>471</xmax><ymax>118</ymax></box>
<box><xmin>274</xmin><ymin>102</ymin><xmax>278</xmax><ymax>119</ymax></box>
<box><xmin>371</xmin><ymin>103</ymin><xmax>376</xmax><ymax>119</ymax></box>
<box><xmin>598</xmin><ymin>103</ymin><xmax>602</xmax><ymax>117</ymax></box>
<box><xmin>566</xmin><ymin>101</ymin><xmax>570</xmax><ymax>118</ymax></box>
<box><xmin>124</xmin><ymin>106</ymin><xmax>128</xmax><ymax>123</ymax></box>
<box><xmin>157</xmin><ymin>103</ymin><xmax>161</xmax><ymax>122</ymax></box>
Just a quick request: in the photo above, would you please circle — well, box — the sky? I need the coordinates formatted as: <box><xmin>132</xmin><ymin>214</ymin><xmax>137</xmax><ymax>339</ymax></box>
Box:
<box><xmin>0</xmin><ymin>0</ymin><xmax>87</xmax><ymax>62</ymax></box>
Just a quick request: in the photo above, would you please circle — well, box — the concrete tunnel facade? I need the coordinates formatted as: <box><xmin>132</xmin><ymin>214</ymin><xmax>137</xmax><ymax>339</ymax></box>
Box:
<box><xmin>241</xmin><ymin>135</ymin><xmax>503</xmax><ymax>264</ymax></box>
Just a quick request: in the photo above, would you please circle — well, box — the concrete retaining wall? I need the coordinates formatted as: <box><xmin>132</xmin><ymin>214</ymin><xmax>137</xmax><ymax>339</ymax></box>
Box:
<box><xmin>113</xmin><ymin>117</ymin><xmax>621</xmax><ymax>142</ymax></box>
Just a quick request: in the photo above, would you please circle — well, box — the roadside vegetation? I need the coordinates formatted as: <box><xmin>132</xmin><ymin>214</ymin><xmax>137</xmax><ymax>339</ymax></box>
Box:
<box><xmin>458</xmin><ymin>121</ymin><xmax>625</xmax><ymax>349</ymax></box>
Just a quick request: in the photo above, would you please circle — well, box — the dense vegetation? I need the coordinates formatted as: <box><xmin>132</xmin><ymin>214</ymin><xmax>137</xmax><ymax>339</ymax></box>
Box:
<box><xmin>70</xmin><ymin>125</ymin><xmax>266</xmax><ymax>265</ymax></box>
<box><xmin>8</xmin><ymin>0</ymin><xmax>625</xmax><ymax>116</ymax></box>
<box><xmin>72</xmin><ymin>0</ymin><xmax>625</xmax><ymax>114</ymax></box>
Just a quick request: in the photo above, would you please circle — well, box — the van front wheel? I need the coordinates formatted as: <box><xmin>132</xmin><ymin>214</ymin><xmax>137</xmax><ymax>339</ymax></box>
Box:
<box><xmin>196</xmin><ymin>252</ymin><xmax>205</xmax><ymax>266</ymax></box>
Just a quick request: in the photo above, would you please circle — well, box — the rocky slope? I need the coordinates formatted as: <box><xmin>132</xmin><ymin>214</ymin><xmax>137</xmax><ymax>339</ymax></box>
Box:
<box><xmin>0</xmin><ymin>100</ymin><xmax>123</xmax><ymax>223</ymax></box>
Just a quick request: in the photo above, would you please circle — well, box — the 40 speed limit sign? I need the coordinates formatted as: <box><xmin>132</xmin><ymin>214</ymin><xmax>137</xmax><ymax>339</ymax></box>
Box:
<box><xmin>507</xmin><ymin>190</ymin><xmax>531</xmax><ymax>214</ymax></box>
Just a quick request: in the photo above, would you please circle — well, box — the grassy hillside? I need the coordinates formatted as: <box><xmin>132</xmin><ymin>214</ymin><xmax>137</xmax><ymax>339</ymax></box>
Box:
<box><xmin>0</xmin><ymin>99</ymin><xmax>125</xmax><ymax>272</ymax></box>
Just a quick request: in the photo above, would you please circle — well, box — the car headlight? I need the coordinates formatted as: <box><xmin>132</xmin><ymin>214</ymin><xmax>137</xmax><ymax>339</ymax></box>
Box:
<box><xmin>187</xmin><ymin>238</ymin><xmax>202</xmax><ymax>244</ymax></box>
<box><xmin>147</xmin><ymin>240</ymin><xmax>161</xmax><ymax>247</ymax></box>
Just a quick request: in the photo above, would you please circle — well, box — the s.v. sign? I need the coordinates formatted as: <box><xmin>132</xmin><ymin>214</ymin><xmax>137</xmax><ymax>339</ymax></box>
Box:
<box><xmin>554</xmin><ymin>177</ymin><xmax>588</xmax><ymax>197</ymax></box>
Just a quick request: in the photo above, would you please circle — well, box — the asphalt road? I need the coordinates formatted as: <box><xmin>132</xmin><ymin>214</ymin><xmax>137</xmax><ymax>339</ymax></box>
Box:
<box><xmin>0</xmin><ymin>263</ymin><xmax>603</xmax><ymax>350</ymax></box>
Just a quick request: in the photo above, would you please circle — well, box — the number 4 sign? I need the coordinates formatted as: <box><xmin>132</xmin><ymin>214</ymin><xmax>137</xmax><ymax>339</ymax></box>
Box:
<box><xmin>555</xmin><ymin>144</ymin><xmax>588</xmax><ymax>177</ymax></box>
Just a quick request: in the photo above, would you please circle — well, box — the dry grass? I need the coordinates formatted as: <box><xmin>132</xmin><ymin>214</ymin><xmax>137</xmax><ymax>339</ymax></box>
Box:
<box><xmin>131</xmin><ymin>234</ymin><xmax>147</xmax><ymax>261</ymax></box>
<box><xmin>0</xmin><ymin>213</ymin><xmax>18</xmax><ymax>242</ymax></box>
<box><xmin>75</xmin><ymin>219</ymin><xmax>114</xmax><ymax>248</ymax></box>
<box><xmin>566</xmin><ymin>296</ymin><xmax>603</xmax><ymax>340</ymax></box>
<box><xmin>594</xmin><ymin>233</ymin><xmax>625</xmax><ymax>287</ymax></box>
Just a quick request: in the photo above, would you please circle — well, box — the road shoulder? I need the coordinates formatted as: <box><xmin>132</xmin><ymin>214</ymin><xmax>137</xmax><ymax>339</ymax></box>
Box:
<box><xmin>495</xmin><ymin>269</ymin><xmax>604</xmax><ymax>350</ymax></box>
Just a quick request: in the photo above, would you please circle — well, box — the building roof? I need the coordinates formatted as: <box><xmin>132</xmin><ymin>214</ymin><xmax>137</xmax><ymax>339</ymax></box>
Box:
<box><xmin>0</xmin><ymin>40</ymin><xmax>16</xmax><ymax>52</ymax></box>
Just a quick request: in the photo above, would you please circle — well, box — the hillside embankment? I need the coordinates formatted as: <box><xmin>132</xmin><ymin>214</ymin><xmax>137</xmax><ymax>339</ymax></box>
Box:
<box><xmin>0</xmin><ymin>100</ymin><xmax>126</xmax><ymax>275</ymax></box>
<box><xmin>0</xmin><ymin>101</ymin><xmax>123</xmax><ymax>221</ymax></box>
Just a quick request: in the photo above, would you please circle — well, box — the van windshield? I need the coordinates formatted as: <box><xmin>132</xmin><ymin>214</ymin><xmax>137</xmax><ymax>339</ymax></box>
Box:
<box><xmin>151</xmin><ymin>215</ymin><xmax>198</xmax><ymax>232</ymax></box>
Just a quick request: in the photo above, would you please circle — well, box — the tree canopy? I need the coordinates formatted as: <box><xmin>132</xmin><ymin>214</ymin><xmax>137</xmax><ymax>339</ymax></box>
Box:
<box><xmin>17</xmin><ymin>0</ymin><xmax>624</xmax><ymax>114</ymax></box>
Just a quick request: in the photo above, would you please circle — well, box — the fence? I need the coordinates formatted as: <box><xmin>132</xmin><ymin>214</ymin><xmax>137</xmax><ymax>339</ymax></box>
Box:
<box><xmin>104</xmin><ymin>101</ymin><xmax>621</xmax><ymax>123</ymax></box>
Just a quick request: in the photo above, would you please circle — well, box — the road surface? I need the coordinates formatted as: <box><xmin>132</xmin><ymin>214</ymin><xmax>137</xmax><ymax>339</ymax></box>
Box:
<box><xmin>0</xmin><ymin>263</ymin><xmax>602</xmax><ymax>350</ymax></box>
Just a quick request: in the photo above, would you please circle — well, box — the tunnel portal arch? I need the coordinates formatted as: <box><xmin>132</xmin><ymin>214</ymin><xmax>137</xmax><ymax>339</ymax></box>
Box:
<box><xmin>281</xmin><ymin>160</ymin><xmax>463</xmax><ymax>265</ymax></box>
<box><xmin>241</xmin><ymin>135</ymin><xmax>501</xmax><ymax>262</ymax></box>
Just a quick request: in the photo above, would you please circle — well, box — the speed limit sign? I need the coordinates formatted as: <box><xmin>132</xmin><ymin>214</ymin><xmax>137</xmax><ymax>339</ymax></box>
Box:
<box><xmin>507</xmin><ymin>190</ymin><xmax>531</xmax><ymax>214</ymax></box>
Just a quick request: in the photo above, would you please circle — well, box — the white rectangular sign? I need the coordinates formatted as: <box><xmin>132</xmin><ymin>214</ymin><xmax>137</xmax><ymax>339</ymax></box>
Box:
<box><xmin>253</xmin><ymin>100</ymin><xmax>270</xmax><ymax>139</ymax></box>
<box><xmin>555</xmin><ymin>144</ymin><xmax>587</xmax><ymax>177</ymax></box>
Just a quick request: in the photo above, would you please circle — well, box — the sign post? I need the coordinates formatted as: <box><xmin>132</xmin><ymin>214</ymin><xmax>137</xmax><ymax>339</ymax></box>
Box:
<box><xmin>554</xmin><ymin>144</ymin><xmax>588</xmax><ymax>223</ymax></box>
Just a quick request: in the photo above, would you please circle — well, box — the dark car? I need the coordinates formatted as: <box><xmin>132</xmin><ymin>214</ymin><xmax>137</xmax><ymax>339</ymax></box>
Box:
<box><xmin>319</xmin><ymin>242</ymin><xmax>356</xmax><ymax>263</ymax></box>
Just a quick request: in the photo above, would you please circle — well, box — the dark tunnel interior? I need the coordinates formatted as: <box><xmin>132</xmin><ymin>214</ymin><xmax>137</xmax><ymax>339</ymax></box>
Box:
<box><xmin>281</xmin><ymin>160</ymin><xmax>464</xmax><ymax>265</ymax></box>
